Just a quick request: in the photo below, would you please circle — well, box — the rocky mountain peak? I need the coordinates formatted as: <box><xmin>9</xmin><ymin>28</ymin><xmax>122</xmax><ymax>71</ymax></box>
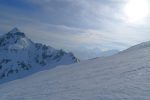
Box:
<box><xmin>0</xmin><ymin>28</ymin><xmax>79</xmax><ymax>84</ymax></box>
<box><xmin>7</xmin><ymin>27</ymin><xmax>25</xmax><ymax>38</ymax></box>
<box><xmin>9</xmin><ymin>27</ymin><xmax>20</xmax><ymax>33</ymax></box>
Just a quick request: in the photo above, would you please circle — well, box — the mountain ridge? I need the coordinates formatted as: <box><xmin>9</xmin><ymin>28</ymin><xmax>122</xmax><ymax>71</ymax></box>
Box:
<box><xmin>0</xmin><ymin>28</ymin><xmax>79</xmax><ymax>84</ymax></box>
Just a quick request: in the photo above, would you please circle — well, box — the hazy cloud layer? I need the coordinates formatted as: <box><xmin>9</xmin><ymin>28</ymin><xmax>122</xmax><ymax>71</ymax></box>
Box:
<box><xmin>1</xmin><ymin>0</ymin><xmax>150</xmax><ymax>59</ymax></box>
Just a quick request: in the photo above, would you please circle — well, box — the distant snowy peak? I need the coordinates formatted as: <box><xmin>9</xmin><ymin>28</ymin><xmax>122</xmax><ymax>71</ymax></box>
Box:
<box><xmin>0</xmin><ymin>28</ymin><xmax>32</xmax><ymax>50</ymax></box>
<box><xmin>9</xmin><ymin>27</ymin><xmax>21</xmax><ymax>33</ymax></box>
<box><xmin>0</xmin><ymin>28</ymin><xmax>79</xmax><ymax>83</ymax></box>
<box><xmin>7</xmin><ymin>28</ymin><xmax>25</xmax><ymax>38</ymax></box>
<box><xmin>99</xmin><ymin>49</ymin><xmax>119</xmax><ymax>56</ymax></box>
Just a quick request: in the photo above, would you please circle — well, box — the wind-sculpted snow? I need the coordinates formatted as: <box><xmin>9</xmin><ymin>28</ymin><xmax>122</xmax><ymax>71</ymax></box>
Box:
<box><xmin>0</xmin><ymin>28</ymin><xmax>79</xmax><ymax>84</ymax></box>
<box><xmin>1</xmin><ymin>41</ymin><xmax>150</xmax><ymax>99</ymax></box>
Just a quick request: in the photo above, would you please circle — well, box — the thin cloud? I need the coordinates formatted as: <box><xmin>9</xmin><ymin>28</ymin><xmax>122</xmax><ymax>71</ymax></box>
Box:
<box><xmin>1</xmin><ymin>0</ymin><xmax>150</xmax><ymax>59</ymax></box>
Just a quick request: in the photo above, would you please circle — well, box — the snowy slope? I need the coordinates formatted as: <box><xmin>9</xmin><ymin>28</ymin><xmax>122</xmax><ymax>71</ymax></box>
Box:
<box><xmin>1</xmin><ymin>41</ymin><xmax>150</xmax><ymax>99</ymax></box>
<box><xmin>0</xmin><ymin>28</ymin><xmax>79</xmax><ymax>83</ymax></box>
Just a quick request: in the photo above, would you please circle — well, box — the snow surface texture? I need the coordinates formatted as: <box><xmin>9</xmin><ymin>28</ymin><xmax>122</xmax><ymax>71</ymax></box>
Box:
<box><xmin>1</xmin><ymin>41</ymin><xmax>150</xmax><ymax>99</ymax></box>
<box><xmin>0</xmin><ymin>28</ymin><xmax>79</xmax><ymax>84</ymax></box>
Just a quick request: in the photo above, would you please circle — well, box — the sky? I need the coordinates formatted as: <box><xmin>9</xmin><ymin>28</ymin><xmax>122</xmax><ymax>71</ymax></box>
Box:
<box><xmin>1</xmin><ymin>0</ymin><xmax>150</xmax><ymax>59</ymax></box>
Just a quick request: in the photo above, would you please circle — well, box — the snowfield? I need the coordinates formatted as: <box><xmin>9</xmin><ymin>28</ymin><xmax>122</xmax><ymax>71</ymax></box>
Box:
<box><xmin>1</xmin><ymin>41</ymin><xmax>150</xmax><ymax>99</ymax></box>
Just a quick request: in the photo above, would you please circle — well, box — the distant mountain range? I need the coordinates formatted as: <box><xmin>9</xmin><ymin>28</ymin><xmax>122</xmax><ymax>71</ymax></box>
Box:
<box><xmin>76</xmin><ymin>48</ymin><xmax>119</xmax><ymax>60</ymax></box>
<box><xmin>0</xmin><ymin>28</ymin><xmax>79</xmax><ymax>83</ymax></box>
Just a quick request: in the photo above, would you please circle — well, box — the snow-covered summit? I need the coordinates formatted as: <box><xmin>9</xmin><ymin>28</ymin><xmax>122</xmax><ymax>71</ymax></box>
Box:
<box><xmin>9</xmin><ymin>27</ymin><xmax>21</xmax><ymax>33</ymax></box>
<box><xmin>0</xmin><ymin>28</ymin><xmax>31</xmax><ymax>50</ymax></box>
<box><xmin>0</xmin><ymin>28</ymin><xmax>79</xmax><ymax>84</ymax></box>
<box><xmin>6</xmin><ymin>27</ymin><xmax>25</xmax><ymax>38</ymax></box>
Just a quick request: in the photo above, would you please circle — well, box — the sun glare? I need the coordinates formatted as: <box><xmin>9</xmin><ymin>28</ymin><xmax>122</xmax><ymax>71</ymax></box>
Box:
<box><xmin>124</xmin><ymin>0</ymin><xmax>149</xmax><ymax>23</ymax></box>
